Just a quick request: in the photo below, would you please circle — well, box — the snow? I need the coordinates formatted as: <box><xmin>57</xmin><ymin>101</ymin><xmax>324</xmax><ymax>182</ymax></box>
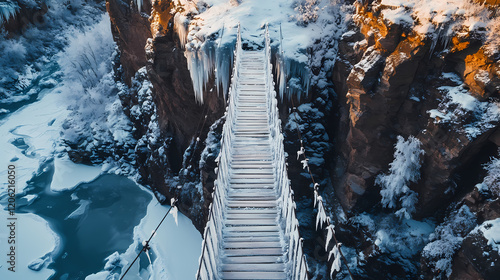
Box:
<box><xmin>376</xmin><ymin>135</ymin><xmax>424</xmax><ymax>219</ymax></box>
<box><xmin>438</xmin><ymin>85</ymin><xmax>477</xmax><ymax>111</ymax></box>
<box><xmin>374</xmin><ymin>217</ymin><xmax>434</xmax><ymax>258</ymax></box>
<box><xmin>0</xmin><ymin>210</ymin><xmax>59</xmax><ymax>279</ymax></box>
<box><xmin>351</xmin><ymin>46</ymin><xmax>383</xmax><ymax>75</ymax></box>
<box><xmin>473</xmin><ymin>218</ymin><xmax>500</xmax><ymax>252</ymax></box>
<box><xmin>372</xmin><ymin>0</ymin><xmax>499</xmax><ymax>56</ymax></box>
<box><xmin>175</xmin><ymin>0</ymin><xmax>344</xmax><ymax>102</ymax></box>
<box><xmin>381</xmin><ymin>7</ymin><xmax>414</xmax><ymax>26</ymax></box>
<box><xmin>428</xmin><ymin>73</ymin><xmax>500</xmax><ymax>139</ymax></box>
<box><xmin>50</xmin><ymin>157</ymin><xmax>101</xmax><ymax>192</ymax></box>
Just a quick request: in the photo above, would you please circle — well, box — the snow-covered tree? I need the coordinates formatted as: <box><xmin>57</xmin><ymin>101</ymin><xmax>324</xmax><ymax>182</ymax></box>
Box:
<box><xmin>376</xmin><ymin>135</ymin><xmax>424</xmax><ymax>219</ymax></box>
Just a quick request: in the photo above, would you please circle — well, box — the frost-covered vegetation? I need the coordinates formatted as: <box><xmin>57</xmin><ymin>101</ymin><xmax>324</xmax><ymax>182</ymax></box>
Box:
<box><xmin>428</xmin><ymin>73</ymin><xmax>500</xmax><ymax>139</ymax></box>
<box><xmin>0</xmin><ymin>0</ymin><xmax>105</xmax><ymax>110</ymax></box>
<box><xmin>476</xmin><ymin>153</ymin><xmax>500</xmax><ymax>196</ymax></box>
<box><xmin>376</xmin><ymin>135</ymin><xmax>424</xmax><ymax>219</ymax></box>
<box><xmin>59</xmin><ymin>13</ymin><xmax>137</xmax><ymax>175</ymax></box>
<box><xmin>422</xmin><ymin>205</ymin><xmax>477</xmax><ymax>279</ymax></box>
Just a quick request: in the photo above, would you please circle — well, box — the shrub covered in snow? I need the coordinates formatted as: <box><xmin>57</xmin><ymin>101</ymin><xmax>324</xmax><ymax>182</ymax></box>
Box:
<box><xmin>476</xmin><ymin>153</ymin><xmax>500</xmax><ymax>196</ymax></box>
<box><xmin>376</xmin><ymin>135</ymin><xmax>424</xmax><ymax>219</ymax></box>
<box><xmin>0</xmin><ymin>0</ymin><xmax>105</xmax><ymax>108</ymax></box>
<box><xmin>422</xmin><ymin>205</ymin><xmax>477</xmax><ymax>279</ymax></box>
<box><xmin>292</xmin><ymin>0</ymin><xmax>320</xmax><ymax>26</ymax></box>
<box><xmin>60</xmin><ymin>14</ymin><xmax>136</xmax><ymax>172</ymax></box>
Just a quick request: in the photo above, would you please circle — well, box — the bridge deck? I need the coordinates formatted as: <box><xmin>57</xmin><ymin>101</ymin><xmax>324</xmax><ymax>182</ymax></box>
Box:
<box><xmin>220</xmin><ymin>50</ymin><xmax>287</xmax><ymax>280</ymax></box>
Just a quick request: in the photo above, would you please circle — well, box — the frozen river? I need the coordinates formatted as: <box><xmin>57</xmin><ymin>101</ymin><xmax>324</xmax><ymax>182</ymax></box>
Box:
<box><xmin>0</xmin><ymin>64</ymin><xmax>201</xmax><ymax>280</ymax></box>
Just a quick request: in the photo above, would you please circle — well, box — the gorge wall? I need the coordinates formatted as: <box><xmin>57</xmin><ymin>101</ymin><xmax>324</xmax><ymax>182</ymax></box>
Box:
<box><xmin>330</xmin><ymin>1</ymin><xmax>500</xmax><ymax>279</ymax></box>
<box><xmin>106</xmin><ymin>0</ymin><xmax>225</xmax><ymax>231</ymax></box>
<box><xmin>102</xmin><ymin>0</ymin><xmax>500</xmax><ymax>278</ymax></box>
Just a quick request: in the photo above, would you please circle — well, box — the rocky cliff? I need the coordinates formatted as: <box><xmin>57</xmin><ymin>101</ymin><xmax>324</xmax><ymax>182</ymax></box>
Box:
<box><xmin>106</xmin><ymin>0</ymin><xmax>225</xmax><ymax>231</ymax></box>
<box><xmin>330</xmin><ymin>0</ymin><xmax>500</xmax><ymax>278</ymax></box>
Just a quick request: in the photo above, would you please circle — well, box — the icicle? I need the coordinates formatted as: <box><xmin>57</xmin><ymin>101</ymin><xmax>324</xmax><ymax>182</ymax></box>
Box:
<box><xmin>330</xmin><ymin>243</ymin><xmax>342</xmax><ymax>277</ymax></box>
<box><xmin>174</xmin><ymin>13</ymin><xmax>189</xmax><ymax>48</ymax></box>
<box><xmin>316</xmin><ymin>196</ymin><xmax>327</xmax><ymax>230</ymax></box>
<box><xmin>297</xmin><ymin>146</ymin><xmax>305</xmax><ymax>160</ymax></box>
<box><xmin>314</xmin><ymin>189</ymin><xmax>318</xmax><ymax>208</ymax></box>
<box><xmin>325</xmin><ymin>224</ymin><xmax>335</xmax><ymax>251</ymax></box>
<box><xmin>135</xmin><ymin>0</ymin><xmax>143</xmax><ymax>12</ymax></box>
<box><xmin>0</xmin><ymin>1</ymin><xmax>19</xmax><ymax>24</ymax></box>
<box><xmin>145</xmin><ymin>249</ymin><xmax>152</xmax><ymax>265</ymax></box>
<box><xmin>301</xmin><ymin>158</ymin><xmax>309</xmax><ymax>170</ymax></box>
<box><xmin>171</xmin><ymin>198</ymin><xmax>179</xmax><ymax>226</ymax></box>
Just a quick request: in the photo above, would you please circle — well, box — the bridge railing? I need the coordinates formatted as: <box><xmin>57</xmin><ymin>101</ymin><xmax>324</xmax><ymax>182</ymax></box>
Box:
<box><xmin>196</xmin><ymin>23</ymin><xmax>242</xmax><ymax>280</ymax></box>
<box><xmin>264</xmin><ymin>24</ymin><xmax>309</xmax><ymax>280</ymax></box>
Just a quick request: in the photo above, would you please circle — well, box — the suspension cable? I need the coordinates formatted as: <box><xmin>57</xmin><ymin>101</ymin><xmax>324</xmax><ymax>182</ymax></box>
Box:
<box><xmin>119</xmin><ymin>200</ymin><xmax>176</xmax><ymax>280</ymax></box>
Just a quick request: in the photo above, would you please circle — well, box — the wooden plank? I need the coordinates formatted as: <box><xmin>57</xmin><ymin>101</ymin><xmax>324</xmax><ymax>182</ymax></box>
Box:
<box><xmin>230</xmin><ymin>164</ymin><xmax>273</xmax><ymax>168</ymax></box>
<box><xmin>221</xmin><ymin>263</ymin><xmax>284</xmax><ymax>272</ymax></box>
<box><xmin>231</xmin><ymin>174</ymin><xmax>274</xmax><ymax>179</ymax></box>
<box><xmin>231</xmin><ymin>154</ymin><xmax>272</xmax><ymax>159</ymax></box>
<box><xmin>224</xmin><ymin>225</ymin><xmax>280</xmax><ymax>232</ymax></box>
<box><xmin>223</xmin><ymin>232</ymin><xmax>281</xmax><ymax>239</ymax></box>
<box><xmin>226</xmin><ymin>195</ymin><xmax>276</xmax><ymax>201</ymax></box>
<box><xmin>227</xmin><ymin>191</ymin><xmax>276</xmax><ymax>197</ymax></box>
<box><xmin>226</xmin><ymin>213</ymin><xmax>277</xmax><ymax>220</ymax></box>
<box><xmin>229</xmin><ymin>185</ymin><xmax>274</xmax><ymax>189</ymax></box>
<box><xmin>228</xmin><ymin>193</ymin><xmax>277</xmax><ymax>198</ymax></box>
<box><xmin>223</xmin><ymin>256</ymin><xmax>282</xmax><ymax>264</ymax></box>
<box><xmin>229</xmin><ymin>181</ymin><xmax>275</xmax><ymax>186</ymax></box>
<box><xmin>225</xmin><ymin>219</ymin><xmax>277</xmax><ymax>226</ymax></box>
<box><xmin>231</xmin><ymin>158</ymin><xmax>274</xmax><ymax>162</ymax></box>
<box><xmin>223</xmin><ymin>248</ymin><xmax>283</xmax><ymax>257</ymax></box>
<box><xmin>231</xmin><ymin>171</ymin><xmax>274</xmax><ymax>176</ymax></box>
<box><xmin>227</xmin><ymin>188</ymin><xmax>276</xmax><ymax>194</ymax></box>
<box><xmin>226</xmin><ymin>208</ymin><xmax>277</xmax><ymax>214</ymax></box>
<box><xmin>227</xmin><ymin>201</ymin><xmax>277</xmax><ymax>208</ymax></box>
<box><xmin>224</xmin><ymin>236</ymin><xmax>281</xmax><ymax>243</ymax></box>
<box><xmin>220</xmin><ymin>271</ymin><xmax>286</xmax><ymax>279</ymax></box>
<box><xmin>224</xmin><ymin>241</ymin><xmax>282</xmax><ymax>249</ymax></box>
<box><xmin>230</xmin><ymin>166</ymin><xmax>273</xmax><ymax>171</ymax></box>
